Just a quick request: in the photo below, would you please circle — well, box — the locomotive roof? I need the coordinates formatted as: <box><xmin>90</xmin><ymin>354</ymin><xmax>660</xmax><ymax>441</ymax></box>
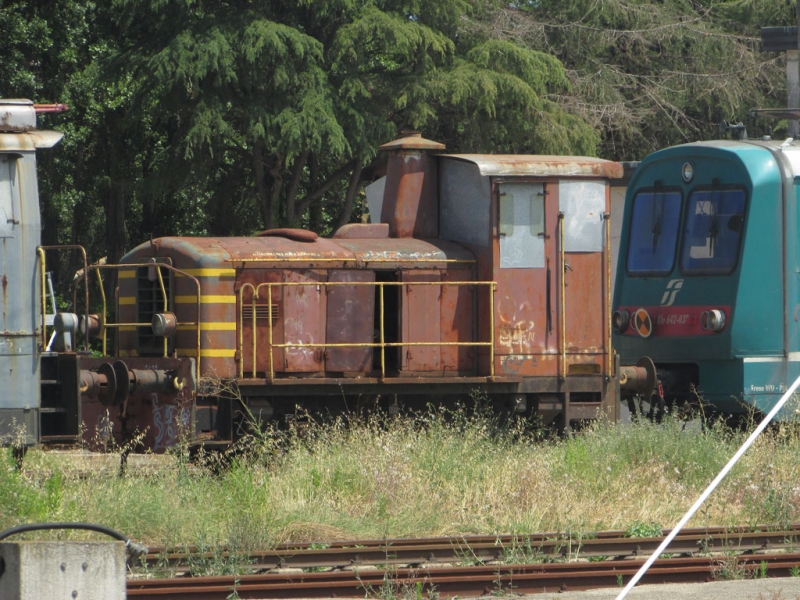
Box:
<box><xmin>125</xmin><ymin>235</ymin><xmax>474</xmax><ymax>266</ymax></box>
<box><xmin>642</xmin><ymin>139</ymin><xmax>800</xmax><ymax>181</ymax></box>
<box><xmin>441</xmin><ymin>154</ymin><xmax>623</xmax><ymax>179</ymax></box>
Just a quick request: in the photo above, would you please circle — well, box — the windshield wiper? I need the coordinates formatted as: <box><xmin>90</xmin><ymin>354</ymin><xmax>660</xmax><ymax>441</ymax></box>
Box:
<box><xmin>651</xmin><ymin>192</ymin><xmax>664</xmax><ymax>253</ymax></box>
<box><xmin>708</xmin><ymin>193</ymin><xmax>720</xmax><ymax>256</ymax></box>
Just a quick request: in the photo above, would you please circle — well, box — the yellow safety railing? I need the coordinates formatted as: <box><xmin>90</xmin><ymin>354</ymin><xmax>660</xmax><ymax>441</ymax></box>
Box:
<box><xmin>38</xmin><ymin>245</ymin><xmax>90</xmax><ymax>351</ymax></box>
<box><xmin>75</xmin><ymin>262</ymin><xmax>202</xmax><ymax>385</ymax></box>
<box><xmin>238</xmin><ymin>280</ymin><xmax>496</xmax><ymax>380</ymax></box>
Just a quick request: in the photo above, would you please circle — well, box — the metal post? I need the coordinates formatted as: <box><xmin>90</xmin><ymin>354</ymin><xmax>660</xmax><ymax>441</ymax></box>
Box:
<box><xmin>96</xmin><ymin>269</ymin><xmax>107</xmax><ymax>356</ymax></box>
<box><xmin>238</xmin><ymin>287</ymin><xmax>245</xmax><ymax>378</ymax></box>
<box><xmin>604</xmin><ymin>213</ymin><xmax>613</xmax><ymax>377</ymax></box>
<box><xmin>251</xmin><ymin>290</ymin><xmax>258</xmax><ymax>378</ymax></box>
<box><xmin>268</xmin><ymin>284</ymin><xmax>274</xmax><ymax>381</ymax></box>
<box><xmin>379</xmin><ymin>283</ymin><xmax>386</xmax><ymax>379</ymax></box>
<box><xmin>37</xmin><ymin>248</ymin><xmax>47</xmax><ymax>350</ymax></box>
<box><xmin>489</xmin><ymin>282</ymin><xmax>495</xmax><ymax>377</ymax></box>
<box><xmin>558</xmin><ymin>213</ymin><xmax>566</xmax><ymax>380</ymax></box>
<box><xmin>155</xmin><ymin>267</ymin><xmax>168</xmax><ymax>357</ymax></box>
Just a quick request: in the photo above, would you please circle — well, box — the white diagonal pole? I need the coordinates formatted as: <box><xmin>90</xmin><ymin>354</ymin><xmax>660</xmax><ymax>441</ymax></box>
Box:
<box><xmin>615</xmin><ymin>373</ymin><xmax>800</xmax><ymax>600</ymax></box>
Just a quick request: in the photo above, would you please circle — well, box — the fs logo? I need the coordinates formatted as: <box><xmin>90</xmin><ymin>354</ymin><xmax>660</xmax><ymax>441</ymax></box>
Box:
<box><xmin>660</xmin><ymin>279</ymin><xmax>684</xmax><ymax>307</ymax></box>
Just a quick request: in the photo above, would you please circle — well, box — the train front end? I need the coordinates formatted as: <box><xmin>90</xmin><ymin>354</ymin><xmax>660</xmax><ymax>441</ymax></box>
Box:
<box><xmin>614</xmin><ymin>139</ymin><xmax>800</xmax><ymax>420</ymax></box>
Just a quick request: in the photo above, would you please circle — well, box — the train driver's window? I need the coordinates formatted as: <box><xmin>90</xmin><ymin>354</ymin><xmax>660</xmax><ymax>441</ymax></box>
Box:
<box><xmin>498</xmin><ymin>182</ymin><xmax>545</xmax><ymax>268</ymax></box>
<box><xmin>626</xmin><ymin>189</ymin><xmax>682</xmax><ymax>275</ymax></box>
<box><xmin>680</xmin><ymin>189</ymin><xmax>745</xmax><ymax>275</ymax></box>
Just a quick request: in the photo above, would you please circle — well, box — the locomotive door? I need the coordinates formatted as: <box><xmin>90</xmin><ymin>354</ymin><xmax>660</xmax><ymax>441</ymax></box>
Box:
<box><xmin>494</xmin><ymin>181</ymin><xmax>557</xmax><ymax>377</ymax></box>
<box><xmin>282</xmin><ymin>270</ymin><xmax>325</xmax><ymax>373</ymax></box>
<box><xmin>325</xmin><ymin>270</ymin><xmax>375</xmax><ymax>374</ymax></box>
<box><xmin>400</xmin><ymin>270</ymin><xmax>441</xmax><ymax>373</ymax></box>
<box><xmin>559</xmin><ymin>180</ymin><xmax>608</xmax><ymax>374</ymax></box>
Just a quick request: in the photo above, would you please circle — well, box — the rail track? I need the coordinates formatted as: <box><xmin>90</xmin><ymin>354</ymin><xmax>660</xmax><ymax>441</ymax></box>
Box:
<box><xmin>128</xmin><ymin>525</ymin><xmax>800</xmax><ymax>598</ymax></box>
<box><xmin>140</xmin><ymin>524</ymin><xmax>800</xmax><ymax>572</ymax></box>
<box><xmin>128</xmin><ymin>553</ymin><xmax>800</xmax><ymax>599</ymax></box>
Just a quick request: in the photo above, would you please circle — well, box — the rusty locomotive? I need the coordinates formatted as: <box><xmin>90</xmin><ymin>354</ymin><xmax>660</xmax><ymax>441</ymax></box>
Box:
<box><xmin>1</xmin><ymin>98</ymin><xmax>652</xmax><ymax>453</ymax></box>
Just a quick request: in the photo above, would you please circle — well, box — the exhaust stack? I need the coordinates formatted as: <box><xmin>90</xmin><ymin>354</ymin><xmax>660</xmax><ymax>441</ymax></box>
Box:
<box><xmin>379</xmin><ymin>131</ymin><xmax>445</xmax><ymax>238</ymax></box>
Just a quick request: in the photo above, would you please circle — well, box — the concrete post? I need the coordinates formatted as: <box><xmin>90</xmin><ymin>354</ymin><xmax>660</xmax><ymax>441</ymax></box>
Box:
<box><xmin>0</xmin><ymin>541</ymin><xmax>126</xmax><ymax>600</ymax></box>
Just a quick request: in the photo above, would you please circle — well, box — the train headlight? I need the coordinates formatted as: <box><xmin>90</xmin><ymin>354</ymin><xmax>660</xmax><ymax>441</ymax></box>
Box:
<box><xmin>682</xmin><ymin>162</ymin><xmax>694</xmax><ymax>183</ymax></box>
<box><xmin>701</xmin><ymin>309</ymin><xmax>727</xmax><ymax>332</ymax></box>
<box><xmin>612</xmin><ymin>310</ymin><xmax>630</xmax><ymax>333</ymax></box>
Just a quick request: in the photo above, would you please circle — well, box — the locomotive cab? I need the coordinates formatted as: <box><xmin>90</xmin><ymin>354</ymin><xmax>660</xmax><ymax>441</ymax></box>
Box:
<box><xmin>614</xmin><ymin>140</ymin><xmax>800</xmax><ymax>420</ymax></box>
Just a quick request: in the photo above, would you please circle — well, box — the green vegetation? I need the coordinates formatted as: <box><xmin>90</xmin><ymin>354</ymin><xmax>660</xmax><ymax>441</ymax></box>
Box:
<box><xmin>2</xmin><ymin>408</ymin><xmax>800</xmax><ymax>557</ymax></box>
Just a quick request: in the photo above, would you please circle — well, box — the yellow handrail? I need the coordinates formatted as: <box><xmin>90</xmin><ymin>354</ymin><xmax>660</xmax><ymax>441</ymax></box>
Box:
<box><xmin>559</xmin><ymin>212</ymin><xmax>566</xmax><ymax>381</ymax></box>
<box><xmin>37</xmin><ymin>245</ymin><xmax>90</xmax><ymax>351</ymax></box>
<box><xmin>238</xmin><ymin>280</ymin><xmax>496</xmax><ymax>380</ymax></box>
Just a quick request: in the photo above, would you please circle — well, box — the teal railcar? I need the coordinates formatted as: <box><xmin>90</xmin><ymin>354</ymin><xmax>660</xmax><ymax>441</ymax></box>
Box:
<box><xmin>613</xmin><ymin>139</ymin><xmax>800</xmax><ymax>419</ymax></box>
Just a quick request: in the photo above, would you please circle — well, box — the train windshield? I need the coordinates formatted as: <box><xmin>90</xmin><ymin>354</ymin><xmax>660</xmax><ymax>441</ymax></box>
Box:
<box><xmin>680</xmin><ymin>189</ymin><xmax>745</xmax><ymax>275</ymax></box>
<box><xmin>626</xmin><ymin>189</ymin><xmax>682</xmax><ymax>275</ymax></box>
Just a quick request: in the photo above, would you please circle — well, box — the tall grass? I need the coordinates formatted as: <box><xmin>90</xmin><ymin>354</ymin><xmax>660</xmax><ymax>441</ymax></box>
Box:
<box><xmin>2</xmin><ymin>406</ymin><xmax>800</xmax><ymax>552</ymax></box>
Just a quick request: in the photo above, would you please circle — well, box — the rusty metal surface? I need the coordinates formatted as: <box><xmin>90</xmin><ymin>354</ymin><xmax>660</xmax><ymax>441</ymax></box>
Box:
<box><xmin>80</xmin><ymin>357</ymin><xmax>195</xmax><ymax>453</ymax></box>
<box><xmin>237</xmin><ymin>378</ymin><xmax>513</xmax><ymax>398</ymax></box>
<box><xmin>255</xmin><ymin>228</ymin><xmax>319</xmax><ymax>241</ymax></box>
<box><xmin>491</xmin><ymin>178</ymin><xmax>612</xmax><ymax>385</ymax></box>
<box><xmin>335</xmin><ymin>237</ymin><xmax>475</xmax><ymax>264</ymax></box>
<box><xmin>238</xmin><ymin>270</ymin><xmax>284</xmax><ymax>378</ymax></box>
<box><xmin>332</xmin><ymin>223</ymin><xmax>389</xmax><ymax>238</ymax></box>
<box><xmin>0</xmin><ymin>99</ymin><xmax>37</xmax><ymax>132</ymax></box>
<box><xmin>380</xmin><ymin>132</ymin><xmax>442</xmax><ymax>238</ymax></box>
<box><xmin>325</xmin><ymin>270</ymin><xmax>375</xmax><ymax>373</ymax></box>
<box><xmin>401</xmin><ymin>271</ymin><xmax>441</xmax><ymax>372</ymax></box>
<box><xmin>379</xmin><ymin>131</ymin><xmax>446</xmax><ymax>152</ymax></box>
<box><xmin>282</xmin><ymin>270</ymin><xmax>325</xmax><ymax>373</ymax></box>
<box><xmin>564</xmin><ymin>252</ymin><xmax>604</xmax><ymax>356</ymax></box>
<box><xmin>33</xmin><ymin>103</ymin><xmax>69</xmax><ymax>114</ymax></box>
<box><xmin>127</xmin><ymin>554</ymin><xmax>800</xmax><ymax>599</ymax></box>
<box><xmin>443</xmin><ymin>154</ymin><xmax>623</xmax><ymax>179</ymax></box>
<box><xmin>441</xmin><ymin>269</ymin><xmax>475</xmax><ymax>373</ymax></box>
<box><xmin>142</xmin><ymin>524</ymin><xmax>800</xmax><ymax>571</ymax></box>
<box><xmin>129</xmin><ymin>235</ymin><xmax>356</xmax><ymax>265</ymax></box>
<box><xmin>125</xmin><ymin>235</ymin><xmax>474</xmax><ymax>267</ymax></box>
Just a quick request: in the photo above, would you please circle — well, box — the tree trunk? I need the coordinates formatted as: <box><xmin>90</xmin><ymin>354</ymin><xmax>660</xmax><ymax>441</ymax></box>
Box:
<box><xmin>284</xmin><ymin>150</ymin><xmax>310</xmax><ymax>226</ymax></box>
<box><xmin>337</xmin><ymin>161</ymin><xmax>364</xmax><ymax>229</ymax></box>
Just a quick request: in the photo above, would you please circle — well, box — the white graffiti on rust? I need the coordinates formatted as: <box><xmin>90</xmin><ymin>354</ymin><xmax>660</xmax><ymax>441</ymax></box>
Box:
<box><xmin>153</xmin><ymin>395</ymin><xmax>191</xmax><ymax>451</ymax></box>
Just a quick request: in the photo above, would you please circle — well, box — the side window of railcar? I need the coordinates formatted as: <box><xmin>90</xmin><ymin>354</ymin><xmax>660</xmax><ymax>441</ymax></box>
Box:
<box><xmin>626</xmin><ymin>190</ymin><xmax>682</xmax><ymax>275</ymax></box>
<box><xmin>498</xmin><ymin>182</ymin><xmax>545</xmax><ymax>268</ymax></box>
<box><xmin>679</xmin><ymin>189</ymin><xmax>745</xmax><ymax>275</ymax></box>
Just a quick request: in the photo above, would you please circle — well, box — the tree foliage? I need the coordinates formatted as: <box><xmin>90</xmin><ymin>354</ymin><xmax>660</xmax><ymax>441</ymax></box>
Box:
<box><xmin>0</xmin><ymin>0</ymin><xmax>796</xmax><ymax>274</ymax></box>
<box><xmin>486</xmin><ymin>0</ymin><xmax>793</xmax><ymax>159</ymax></box>
<box><xmin>103</xmin><ymin>0</ymin><xmax>597</xmax><ymax>237</ymax></box>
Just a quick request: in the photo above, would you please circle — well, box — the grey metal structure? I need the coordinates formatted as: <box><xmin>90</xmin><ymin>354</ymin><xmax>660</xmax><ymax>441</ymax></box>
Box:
<box><xmin>0</xmin><ymin>99</ymin><xmax>63</xmax><ymax>445</ymax></box>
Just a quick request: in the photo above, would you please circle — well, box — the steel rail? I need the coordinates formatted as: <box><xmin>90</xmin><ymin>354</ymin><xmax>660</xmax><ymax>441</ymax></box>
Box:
<box><xmin>127</xmin><ymin>553</ymin><xmax>800</xmax><ymax>599</ymax></box>
<box><xmin>140</xmin><ymin>524</ymin><xmax>800</xmax><ymax>572</ymax></box>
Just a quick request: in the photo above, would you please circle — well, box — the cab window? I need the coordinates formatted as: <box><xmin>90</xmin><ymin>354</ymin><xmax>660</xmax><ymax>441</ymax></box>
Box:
<box><xmin>626</xmin><ymin>189</ymin><xmax>682</xmax><ymax>275</ymax></box>
<box><xmin>679</xmin><ymin>189</ymin><xmax>745</xmax><ymax>275</ymax></box>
